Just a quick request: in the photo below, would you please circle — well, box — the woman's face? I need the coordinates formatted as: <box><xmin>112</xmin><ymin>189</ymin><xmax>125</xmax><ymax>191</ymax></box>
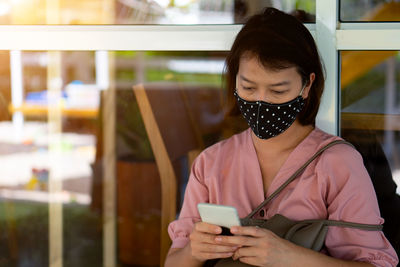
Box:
<box><xmin>236</xmin><ymin>55</ymin><xmax>314</xmax><ymax>104</ymax></box>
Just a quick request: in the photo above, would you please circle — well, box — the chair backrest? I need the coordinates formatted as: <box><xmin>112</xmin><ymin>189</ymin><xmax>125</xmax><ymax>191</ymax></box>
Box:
<box><xmin>133</xmin><ymin>82</ymin><xmax>224</xmax><ymax>266</ymax></box>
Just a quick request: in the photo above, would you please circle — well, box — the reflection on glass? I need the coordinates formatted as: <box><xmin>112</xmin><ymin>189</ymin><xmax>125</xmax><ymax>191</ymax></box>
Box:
<box><xmin>340</xmin><ymin>50</ymin><xmax>400</xmax><ymax>256</ymax></box>
<box><xmin>340</xmin><ymin>50</ymin><xmax>400</xmax><ymax>198</ymax></box>
<box><xmin>1</xmin><ymin>50</ymin><xmax>249</xmax><ymax>266</ymax></box>
<box><xmin>115</xmin><ymin>51</ymin><xmax>236</xmax><ymax>265</ymax></box>
<box><xmin>0</xmin><ymin>51</ymin><xmax>102</xmax><ymax>266</ymax></box>
<box><xmin>340</xmin><ymin>0</ymin><xmax>400</xmax><ymax>22</ymax></box>
<box><xmin>0</xmin><ymin>51</ymin><xmax>54</xmax><ymax>266</ymax></box>
<box><xmin>340</xmin><ymin>51</ymin><xmax>400</xmax><ymax>190</ymax></box>
<box><xmin>0</xmin><ymin>0</ymin><xmax>315</xmax><ymax>25</ymax></box>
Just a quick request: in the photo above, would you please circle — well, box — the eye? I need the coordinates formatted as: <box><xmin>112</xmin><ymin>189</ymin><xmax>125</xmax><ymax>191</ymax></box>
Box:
<box><xmin>242</xmin><ymin>86</ymin><xmax>254</xmax><ymax>91</ymax></box>
<box><xmin>271</xmin><ymin>90</ymin><xmax>287</xmax><ymax>95</ymax></box>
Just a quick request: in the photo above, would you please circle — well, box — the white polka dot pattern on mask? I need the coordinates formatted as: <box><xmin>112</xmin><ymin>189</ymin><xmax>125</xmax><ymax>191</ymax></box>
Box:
<box><xmin>234</xmin><ymin>90</ymin><xmax>305</xmax><ymax>139</ymax></box>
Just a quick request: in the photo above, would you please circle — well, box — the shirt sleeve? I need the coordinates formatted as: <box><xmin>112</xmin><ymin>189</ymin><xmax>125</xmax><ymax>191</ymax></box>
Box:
<box><xmin>319</xmin><ymin>144</ymin><xmax>399</xmax><ymax>267</ymax></box>
<box><xmin>167</xmin><ymin>153</ymin><xmax>209</xmax><ymax>249</ymax></box>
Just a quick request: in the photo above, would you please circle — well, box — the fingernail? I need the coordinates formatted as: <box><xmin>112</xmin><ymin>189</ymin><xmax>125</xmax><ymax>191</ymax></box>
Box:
<box><xmin>215</xmin><ymin>227</ymin><xmax>221</xmax><ymax>234</ymax></box>
<box><xmin>231</xmin><ymin>227</ymin><xmax>238</xmax><ymax>233</ymax></box>
<box><xmin>215</xmin><ymin>236</ymin><xmax>222</xmax><ymax>242</ymax></box>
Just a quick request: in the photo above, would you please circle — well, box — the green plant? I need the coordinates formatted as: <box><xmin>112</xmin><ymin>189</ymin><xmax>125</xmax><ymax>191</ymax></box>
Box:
<box><xmin>115</xmin><ymin>89</ymin><xmax>154</xmax><ymax>161</ymax></box>
<box><xmin>0</xmin><ymin>201</ymin><xmax>102</xmax><ymax>267</ymax></box>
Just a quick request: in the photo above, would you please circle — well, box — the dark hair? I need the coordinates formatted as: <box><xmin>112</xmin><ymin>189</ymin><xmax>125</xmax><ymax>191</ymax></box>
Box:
<box><xmin>224</xmin><ymin>7</ymin><xmax>324</xmax><ymax>126</ymax></box>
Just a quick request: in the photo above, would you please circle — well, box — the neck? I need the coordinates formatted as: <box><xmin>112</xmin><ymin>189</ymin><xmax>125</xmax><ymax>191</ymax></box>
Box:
<box><xmin>251</xmin><ymin>121</ymin><xmax>314</xmax><ymax>155</ymax></box>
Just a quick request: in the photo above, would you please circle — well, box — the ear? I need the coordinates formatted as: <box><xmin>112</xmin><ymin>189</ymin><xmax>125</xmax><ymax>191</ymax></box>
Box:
<box><xmin>302</xmin><ymin>73</ymin><xmax>315</xmax><ymax>99</ymax></box>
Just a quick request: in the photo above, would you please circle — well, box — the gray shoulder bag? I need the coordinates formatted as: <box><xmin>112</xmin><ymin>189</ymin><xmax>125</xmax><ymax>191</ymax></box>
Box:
<box><xmin>208</xmin><ymin>140</ymin><xmax>383</xmax><ymax>267</ymax></box>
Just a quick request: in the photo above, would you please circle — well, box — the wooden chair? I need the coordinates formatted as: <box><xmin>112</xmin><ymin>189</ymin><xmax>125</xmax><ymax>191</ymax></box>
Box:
<box><xmin>132</xmin><ymin>82</ymin><xmax>224</xmax><ymax>266</ymax></box>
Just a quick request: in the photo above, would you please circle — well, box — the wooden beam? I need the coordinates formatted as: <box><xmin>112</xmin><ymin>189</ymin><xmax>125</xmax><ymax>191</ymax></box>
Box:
<box><xmin>341</xmin><ymin>113</ymin><xmax>400</xmax><ymax>131</ymax></box>
<box><xmin>133</xmin><ymin>84</ymin><xmax>177</xmax><ymax>267</ymax></box>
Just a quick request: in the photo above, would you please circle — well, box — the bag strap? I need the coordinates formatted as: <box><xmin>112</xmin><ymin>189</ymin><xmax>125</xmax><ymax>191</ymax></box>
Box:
<box><xmin>295</xmin><ymin>218</ymin><xmax>383</xmax><ymax>231</ymax></box>
<box><xmin>246</xmin><ymin>140</ymin><xmax>354</xmax><ymax>219</ymax></box>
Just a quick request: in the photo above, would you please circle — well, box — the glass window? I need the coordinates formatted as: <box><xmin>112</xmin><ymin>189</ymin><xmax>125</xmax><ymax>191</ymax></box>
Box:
<box><xmin>340</xmin><ymin>0</ymin><xmax>400</xmax><ymax>22</ymax></box>
<box><xmin>116</xmin><ymin>51</ymin><xmax>233</xmax><ymax>265</ymax></box>
<box><xmin>340</xmin><ymin>51</ymin><xmax>400</xmax><ymax>194</ymax></box>
<box><xmin>1</xmin><ymin>50</ymin><xmax>245</xmax><ymax>266</ymax></box>
<box><xmin>0</xmin><ymin>0</ymin><xmax>315</xmax><ymax>25</ymax></box>
<box><xmin>0</xmin><ymin>51</ymin><xmax>102</xmax><ymax>266</ymax></box>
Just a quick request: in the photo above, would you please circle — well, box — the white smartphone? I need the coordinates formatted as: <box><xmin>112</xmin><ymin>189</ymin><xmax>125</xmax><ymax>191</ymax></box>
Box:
<box><xmin>197</xmin><ymin>203</ymin><xmax>241</xmax><ymax>235</ymax></box>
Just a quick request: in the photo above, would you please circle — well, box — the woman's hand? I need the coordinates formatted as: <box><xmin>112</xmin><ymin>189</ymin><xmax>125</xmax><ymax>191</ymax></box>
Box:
<box><xmin>189</xmin><ymin>222</ymin><xmax>239</xmax><ymax>262</ymax></box>
<box><xmin>214</xmin><ymin>226</ymin><xmax>299</xmax><ymax>266</ymax></box>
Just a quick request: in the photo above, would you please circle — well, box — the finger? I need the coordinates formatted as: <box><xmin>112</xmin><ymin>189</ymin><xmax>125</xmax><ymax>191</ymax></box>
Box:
<box><xmin>190</xmin><ymin>231</ymin><xmax>220</xmax><ymax>245</ymax></box>
<box><xmin>237</xmin><ymin>256</ymin><xmax>259</xmax><ymax>266</ymax></box>
<box><xmin>198</xmin><ymin>251</ymin><xmax>234</xmax><ymax>260</ymax></box>
<box><xmin>195</xmin><ymin>222</ymin><xmax>222</xmax><ymax>234</ymax></box>
<box><xmin>214</xmin><ymin>235</ymin><xmax>256</xmax><ymax>247</ymax></box>
<box><xmin>233</xmin><ymin>246</ymin><xmax>260</xmax><ymax>259</ymax></box>
<box><xmin>191</xmin><ymin>230</ymin><xmax>238</xmax><ymax>247</ymax></box>
<box><xmin>196</xmin><ymin>243</ymin><xmax>239</xmax><ymax>253</ymax></box>
<box><xmin>230</xmin><ymin>226</ymin><xmax>269</xmax><ymax>237</ymax></box>
<box><xmin>232</xmin><ymin>248</ymin><xmax>264</xmax><ymax>265</ymax></box>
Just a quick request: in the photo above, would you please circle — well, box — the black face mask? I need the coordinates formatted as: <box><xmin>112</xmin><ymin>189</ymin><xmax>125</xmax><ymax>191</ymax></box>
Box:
<box><xmin>234</xmin><ymin>89</ymin><xmax>305</xmax><ymax>139</ymax></box>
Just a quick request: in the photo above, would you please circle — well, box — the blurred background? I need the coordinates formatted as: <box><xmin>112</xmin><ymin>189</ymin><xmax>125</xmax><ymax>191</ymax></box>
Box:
<box><xmin>0</xmin><ymin>0</ymin><xmax>399</xmax><ymax>267</ymax></box>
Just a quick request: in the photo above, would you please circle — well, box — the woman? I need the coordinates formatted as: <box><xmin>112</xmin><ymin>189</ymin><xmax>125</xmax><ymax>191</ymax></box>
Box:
<box><xmin>165</xmin><ymin>8</ymin><xmax>398</xmax><ymax>267</ymax></box>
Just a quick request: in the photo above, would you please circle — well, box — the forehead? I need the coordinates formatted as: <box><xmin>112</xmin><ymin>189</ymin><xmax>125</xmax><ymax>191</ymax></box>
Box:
<box><xmin>237</xmin><ymin>55</ymin><xmax>300</xmax><ymax>83</ymax></box>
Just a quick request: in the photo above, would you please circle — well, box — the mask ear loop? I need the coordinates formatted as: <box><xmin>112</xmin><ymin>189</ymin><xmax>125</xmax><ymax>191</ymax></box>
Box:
<box><xmin>299</xmin><ymin>80</ymin><xmax>308</xmax><ymax>97</ymax></box>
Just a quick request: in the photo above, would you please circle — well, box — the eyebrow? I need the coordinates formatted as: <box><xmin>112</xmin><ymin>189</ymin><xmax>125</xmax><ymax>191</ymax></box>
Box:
<box><xmin>239</xmin><ymin>75</ymin><xmax>256</xmax><ymax>84</ymax></box>
<box><xmin>269</xmin><ymin>81</ymin><xmax>291</xmax><ymax>87</ymax></box>
<box><xmin>240</xmin><ymin>75</ymin><xmax>290</xmax><ymax>87</ymax></box>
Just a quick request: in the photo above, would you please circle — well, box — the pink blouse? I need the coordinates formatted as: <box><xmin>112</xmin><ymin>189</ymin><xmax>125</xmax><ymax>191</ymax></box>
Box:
<box><xmin>168</xmin><ymin>127</ymin><xmax>399</xmax><ymax>266</ymax></box>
